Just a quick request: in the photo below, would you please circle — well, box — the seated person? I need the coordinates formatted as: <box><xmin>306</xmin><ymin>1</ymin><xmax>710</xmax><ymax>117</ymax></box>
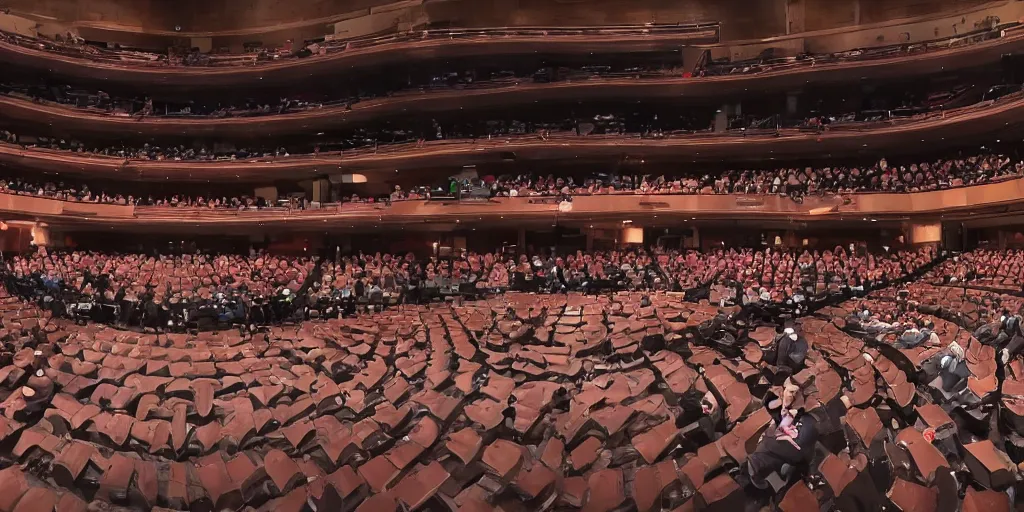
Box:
<box><xmin>847</xmin><ymin>308</ymin><xmax>896</xmax><ymax>334</ymax></box>
<box><xmin>764</xmin><ymin>327</ymin><xmax>809</xmax><ymax>376</ymax></box>
<box><xmin>937</xmin><ymin>340</ymin><xmax>970</xmax><ymax>393</ymax></box>
<box><xmin>23</xmin><ymin>369</ymin><xmax>54</xmax><ymax>412</ymax></box>
<box><xmin>675</xmin><ymin>388</ymin><xmax>723</xmax><ymax>446</ymax></box>
<box><xmin>1000</xmin><ymin>313</ymin><xmax>1024</xmax><ymax>364</ymax></box>
<box><xmin>895</xmin><ymin>321</ymin><xmax>937</xmax><ymax>349</ymax></box>
<box><xmin>973</xmin><ymin>313</ymin><xmax>1011</xmax><ymax>347</ymax></box>
<box><xmin>747</xmin><ymin>379</ymin><xmax>819</xmax><ymax>489</ymax></box>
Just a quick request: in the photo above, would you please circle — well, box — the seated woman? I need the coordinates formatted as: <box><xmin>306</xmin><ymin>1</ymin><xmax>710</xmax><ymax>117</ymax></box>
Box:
<box><xmin>486</xmin><ymin>263</ymin><xmax>509</xmax><ymax>292</ymax></box>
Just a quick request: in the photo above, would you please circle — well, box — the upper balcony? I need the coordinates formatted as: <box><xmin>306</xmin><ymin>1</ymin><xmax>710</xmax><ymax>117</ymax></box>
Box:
<box><xmin>0</xmin><ymin>22</ymin><xmax>1021</xmax><ymax>139</ymax></box>
<box><xmin>1</xmin><ymin>0</ymin><xmax>1022</xmax><ymax>88</ymax></box>
<box><xmin>0</xmin><ymin>24</ymin><xmax>720</xmax><ymax>88</ymax></box>
<box><xmin>0</xmin><ymin>90</ymin><xmax>1021</xmax><ymax>182</ymax></box>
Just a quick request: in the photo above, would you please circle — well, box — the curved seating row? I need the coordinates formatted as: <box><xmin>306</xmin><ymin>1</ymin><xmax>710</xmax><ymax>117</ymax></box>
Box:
<box><xmin>0</xmin><ymin>272</ymin><xmax>1018</xmax><ymax>510</ymax></box>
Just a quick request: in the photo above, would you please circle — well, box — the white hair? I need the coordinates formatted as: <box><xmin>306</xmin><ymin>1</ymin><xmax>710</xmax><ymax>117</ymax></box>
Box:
<box><xmin>947</xmin><ymin>341</ymin><xmax>965</xmax><ymax>361</ymax></box>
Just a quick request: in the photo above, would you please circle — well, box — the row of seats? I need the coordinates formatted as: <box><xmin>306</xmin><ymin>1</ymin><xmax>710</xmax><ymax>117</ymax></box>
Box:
<box><xmin>6</xmin><ymin>247</ymin><xmax>937</xmax><ymax>329</ymax></box>
<box><xmin>0</xmin><ymin>261</ymin><xmax>1021</xmax><ymax>510</ymax></box>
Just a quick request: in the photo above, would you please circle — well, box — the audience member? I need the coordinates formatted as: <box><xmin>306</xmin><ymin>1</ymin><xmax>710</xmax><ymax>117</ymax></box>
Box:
<box><xmin>4</xmin><ymin>245</ymin><xmax>936</xmax><ymax>329</ymax></box>
<box><xmin>1</xmin><ymin>152</ymin><xmax>1014</xmax><ymax>210</ymax></box>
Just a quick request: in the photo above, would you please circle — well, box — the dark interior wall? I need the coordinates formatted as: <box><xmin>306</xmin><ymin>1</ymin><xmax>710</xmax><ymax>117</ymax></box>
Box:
<box><xmin>2</xmin><ymin>0</ymin><xmax>399</xmax><ymax>34</ymax></box>
<box><xmin>857</xmin><ymin>0</ymin><xmax>995</xmax><ymax>24</ymax></box>
<box><xmin>3</xmin><ymin>0</ymin><xmax>184</xmax><ymax>31</ymax></box>
<box><xmin>182</xmin><ymin>0</ymin><xmax>395</xmax><ymax>33</ymax></box>
<box><xmin>804</xmin><ymin>0</ymin><xmax>857</xmax><ymax>32</ymax></box>
<box><xmin>2</xmin><ymin>0</ymin><xmax>1007</xmax><ymax>41</ymax></box>
<box><xmin>804</xmin><ymin>0</ymin><xmax>995</xmax><ymax>32</ymax></box>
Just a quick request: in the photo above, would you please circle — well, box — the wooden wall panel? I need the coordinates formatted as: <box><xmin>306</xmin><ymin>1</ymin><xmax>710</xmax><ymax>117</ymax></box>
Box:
<box><xmin>5</xmin><ymin>0</ymin><xmax>1002</xmax><ymax>44</ymax></box>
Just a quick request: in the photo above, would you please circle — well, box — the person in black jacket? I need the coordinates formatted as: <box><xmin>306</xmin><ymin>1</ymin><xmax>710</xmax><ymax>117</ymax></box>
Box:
<box><xmin>747</xmin><ymin>379</ymin><xmax>818</xmax><ymax>489</ymax></box>
<box><xmin>143</xmin><ymin>295</ymin><xmax>160</xmax><ymax>331</ymax></box>
<box><xmin>1000</xmin><ymin>313</ymin><xmax>1024</xmax><ymax>364</ymax></box>
<box><xmin>937</xmin><ymin>340</ymin><xmax>970</xmax><ymax>393</ymax></box>
<box><xmin>765</xmin><ymin>326</ymin><xmax>809</xmax><ymax>374</ymax></box>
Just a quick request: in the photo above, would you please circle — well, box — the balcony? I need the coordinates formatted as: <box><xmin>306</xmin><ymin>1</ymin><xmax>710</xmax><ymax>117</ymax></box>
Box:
<box><xmin>1</xmin><ymin>23</ymin><xmax>1022</xmax><ymax>136</ymax></box>
<box><xmin>0</xmin><ymin>91</ymin><xmax>1020</xmax><ymax>181</ymax></box>
<box><xmin>3</xmin><ymin>176</ymin><xmax>1024</xmax><ymax>232</ymax></box>
<box><xmin>0</xmin><ymin>6</ymin><xmax>1022</xmax><ymax>90</ymax></box>
<box><xmin>0</xmin><ymin>24</ymin><xmax>719</xmax><ymax>87</ymax></box>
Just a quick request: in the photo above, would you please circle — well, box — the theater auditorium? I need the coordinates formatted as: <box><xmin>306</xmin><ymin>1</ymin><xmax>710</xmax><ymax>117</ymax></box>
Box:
<box><xmin>0</xmin><ymin>0</ymin><xmax>1023</xmax><ymax>510</ymax></box>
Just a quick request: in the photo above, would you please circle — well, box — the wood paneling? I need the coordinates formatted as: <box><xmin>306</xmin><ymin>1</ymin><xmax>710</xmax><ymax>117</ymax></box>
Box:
<box><xmin>7</xmin><ymin>178</ymin><xmax>1024</xmax><ymax>233</ymax></box>
<box><xmin>1</xmin><ymin>0</ymin><xmax>1002</xmax><ymax>43</ymax></box>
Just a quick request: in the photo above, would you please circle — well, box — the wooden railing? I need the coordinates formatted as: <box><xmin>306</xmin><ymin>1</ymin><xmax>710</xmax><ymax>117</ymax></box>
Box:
<box><xmin>0</xmin><ymin>14</ymin><xmax>1022</xmax><ymax>88</ymax></box>
<box><xmin>2</xmin><ymin>177</ymin><xmax>1024</xmax><ymax>227</ymax></box>
<box><xmin>0</xmin><ymin>22</ymin><xmax>719</xmax><ymax>70</ymax></box>
<box><xmin>0</xmin><ymin>194</ymin><xmax>134</xmax><ymax>218</ymax></box>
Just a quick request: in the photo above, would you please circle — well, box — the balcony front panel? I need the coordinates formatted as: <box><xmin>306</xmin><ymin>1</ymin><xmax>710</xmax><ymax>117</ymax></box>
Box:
<box><xmin>2</xmin><ymin>178</ymin><xmax>1023</xmax><ymax>231</ymax></box>
<box><xmin>0</xmin><ymin>25</ymin><xmax>718</xmax><ymax>87</ymax></box>
<box><xmin>2</xmin><ymin>5</ymin><xmax>1024</xmax><ymax>88</ymax></box>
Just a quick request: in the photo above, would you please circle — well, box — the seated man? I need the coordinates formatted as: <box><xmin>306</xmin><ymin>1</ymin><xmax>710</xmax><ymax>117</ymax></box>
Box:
<box><xmin>764</xmin><ymin>327</ymin><xmax>809</xmax><ymax>377</ymax></box>
<box><xmin>999</xmin><ymin>313</ymin><xmax>1024</xmax><ymax>364</ymax></box>
<box><xmin>973</xmin><ymin>314</ymin><xmax>1010</xmax><ymax>347</ymax></box>
<box><xmin>937</xmin><ymin>340</ymin><xmax>970</xmax><ymax>393</ymax></box>
<box><xmin>23</xmin><ymin>370</ymin><xmax>54</xmax><ymax>412</ymax></box>
<box><xmin>922</xmin><ymin>340</ymin><xmax>971</xmax><ymax>396</ymax></box>
<box><xmin>747</xmin><ymin>379</ymin><xmax>819</xmax><ymax>489</ymax></box>
<box><xmin>675</xmin><ymin>389</ymin><xmax>723</xmax><ymax>446</ymax></box>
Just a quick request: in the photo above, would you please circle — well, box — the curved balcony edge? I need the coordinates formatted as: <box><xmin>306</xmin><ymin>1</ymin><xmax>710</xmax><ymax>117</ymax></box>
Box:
<box><xmin>0</xmin><ymin>18</ymin><xmax>1022</xmax><ymax>87</ymax></box>
<box><xmin>1</xmin><ymin>177</ymin><xmax>1023</xmax><ymax>231</ymax></box>
<box><xmin>0</xmin><ymin>92</ymin><xmax>1019</xmax><ymax>182</ymax></box>
<box><xmin>0</xmin><ymin>29</ymin><xmax>713</xmax><ymax>88</ymax></box>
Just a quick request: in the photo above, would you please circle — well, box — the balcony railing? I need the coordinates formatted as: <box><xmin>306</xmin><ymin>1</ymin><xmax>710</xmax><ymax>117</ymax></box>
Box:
<box><xmin>2</xmin><ymin>176</ymin><xmax>1023</xmax><ymax>228</ymax></box>
<box><xmin>0</xmin><ymin>23</ymin><xmax>720</xmax><ymax>69</ymax></box>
